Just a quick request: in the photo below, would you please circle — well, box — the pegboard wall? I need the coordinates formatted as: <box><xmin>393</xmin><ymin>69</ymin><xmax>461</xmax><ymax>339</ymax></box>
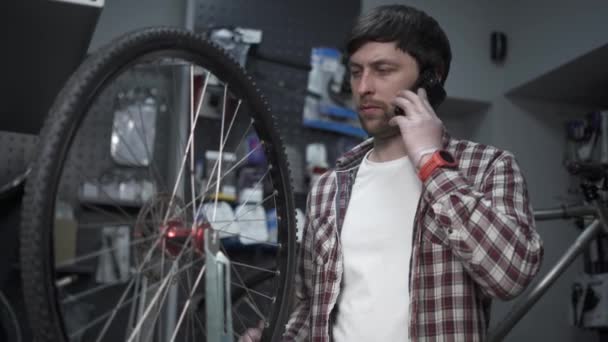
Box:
<box><xmin>193</xmin><ymin>0</ymin><xmax>365</xmax><ymax>200</ymax></box>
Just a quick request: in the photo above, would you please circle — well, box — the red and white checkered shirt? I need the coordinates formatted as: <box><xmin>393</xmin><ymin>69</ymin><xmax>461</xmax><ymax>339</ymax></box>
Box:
<box><xmin>282</xmin><ymin>132</ymin><xmax>544</xmax><ymax>341</ymax></box>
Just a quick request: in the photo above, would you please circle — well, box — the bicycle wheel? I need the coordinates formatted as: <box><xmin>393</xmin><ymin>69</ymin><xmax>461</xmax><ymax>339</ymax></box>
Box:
<box><xmin>20</xmin><ymin>27</ymin><xmax>296</xmax><ymax>342</ymax></box>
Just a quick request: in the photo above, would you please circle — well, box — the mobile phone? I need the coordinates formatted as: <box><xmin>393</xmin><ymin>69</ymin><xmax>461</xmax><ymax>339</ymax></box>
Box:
<box><xmin>392</xmin><ymin>69</ymin><xmax>446</xmax><ymax>116</ymax></box>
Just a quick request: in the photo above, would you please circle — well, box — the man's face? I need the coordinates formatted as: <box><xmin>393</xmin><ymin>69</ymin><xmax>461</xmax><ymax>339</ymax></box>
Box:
<box><xmin>349</xmin><ymin>42</ymin><xmax>420</xmax><ymax>139</ymax></box>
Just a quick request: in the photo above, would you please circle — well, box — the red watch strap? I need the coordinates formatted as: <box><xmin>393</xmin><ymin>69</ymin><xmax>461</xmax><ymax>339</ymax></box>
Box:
<box><xmin>418</xmin><ymin>151</ymin><xmax>456</xmax><ymax>182</ymax></box>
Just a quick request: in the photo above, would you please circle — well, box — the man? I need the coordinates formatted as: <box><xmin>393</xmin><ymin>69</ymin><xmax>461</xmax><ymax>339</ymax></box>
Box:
<box><xmin>244</xmin><ymin>4</ymin><xmax>544</xmax><ymax>342</ymax></box>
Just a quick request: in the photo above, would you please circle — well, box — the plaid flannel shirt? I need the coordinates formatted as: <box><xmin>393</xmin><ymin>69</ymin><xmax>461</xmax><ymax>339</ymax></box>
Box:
<box><xmin>282</xmin><ymin>132</ymin><xmax>544</xmax><ymax>341</ymax></box>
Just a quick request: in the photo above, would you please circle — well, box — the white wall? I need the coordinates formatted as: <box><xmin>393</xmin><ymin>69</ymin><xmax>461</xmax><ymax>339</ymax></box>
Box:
<box><xmin>502</xmin><ymin>0</ymin><xmax>608</xmax><ymax>91</ymax></box>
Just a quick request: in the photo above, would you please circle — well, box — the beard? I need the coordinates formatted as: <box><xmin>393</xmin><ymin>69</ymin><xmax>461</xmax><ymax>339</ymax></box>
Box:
<box><xmin>357</xmin><ymin>101</ymin><xmax>401</xmax><ymax>139</ymax></box>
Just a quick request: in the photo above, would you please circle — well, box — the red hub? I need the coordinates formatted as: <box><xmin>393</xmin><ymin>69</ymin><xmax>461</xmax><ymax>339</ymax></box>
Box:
<box><xmin>162</xmin><ymin>219</ymin><xmax>209</xmax><ymax>256</ymax></box>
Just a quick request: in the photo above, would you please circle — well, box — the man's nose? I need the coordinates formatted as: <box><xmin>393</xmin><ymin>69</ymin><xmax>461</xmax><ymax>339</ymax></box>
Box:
<box><xmin>356</xmin><ymin>70</ymin><xmax>374</xmax><ymax>96</ymax></box>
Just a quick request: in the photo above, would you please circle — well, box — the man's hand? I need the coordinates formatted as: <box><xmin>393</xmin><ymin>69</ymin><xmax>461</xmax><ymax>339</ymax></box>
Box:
<box><xmin>389</xmin><ymin>88</ymin><xmax>444</xmax><ymax>168</ymax></box>
<box><xmin>238</xmin><ymin>321</ymin><xmax>265</xmax><ymax>342</ymax></box>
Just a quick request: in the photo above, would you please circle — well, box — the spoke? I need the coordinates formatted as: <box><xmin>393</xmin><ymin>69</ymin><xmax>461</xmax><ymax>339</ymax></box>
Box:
<box><xmin>189</xmin><ymin>94</ymin><xmax>244</xmax><ymax>215</ymax></box>
<box><xmin>152</xmin><ymin>199</ymin><xmax>163</xmax><ymax>234</ymax></box>
<box><xmin>184</xmin><ymin>246</ymin><xmax>195</xmax><ymax>341</ymax></box>
<box><xmin>72</xmin><ymin>167</ymin><xmax>135</xmax><ymax>223</ymax></box>
<box><xmin>69</xmin><ymin>252</ymin><xmax>205</xmax><ymax>339</ymax></box>
<box><xmin>76</xmin><ymin>220</ymin><xmax>143</xmax><ymax>229</ymax></box>
<box><xmin>179</xmin><ymin>143</ymin><xmax>264</xmax><ymax>219</ymax></box>
<box><xmin>177</xmin><ymin>278</ymin><xmax>206</xmax><ymax>340</ymax></box>
<box><xmin>203</xmin><ymin>96</ymin><xmax>242</xmax><ymax>204</ymax></box>
<box><xmin>177</xmin><ymin>121</ymin><xmax>253</xmax><ymax>215</ymax></box>
<box><xmin>233</xmin><ymin>168</ymin><xmax>269</xmax><ymax>210</ymax></box>
<box><xmin>202</xmin><ymin>144</ymin><xmax>263</xmax><ymax>201</ymax></box>
<box><xmin>232</xmin><ymin>192</ymin><xmax>275</xmax><ymax>220</ymax></box>
<box><xmin>200</xmin><ymin>218</ymin><xmax>268</xmax><ymax>224</ymax></box>
<box><xmin>164</xmin><ymin>70</ymin><xmax>210</xmax><ymax>225</ymax></box>
<box><xmin>56</xmin><ymin>233</ymin><xmax>160</xmax><ymax>268</ymax></box>
<box><xmin>197</xmin><ymin>190</ymin><xmax>280</xmax><ymax>247</ymax></box>
<box><xmin>210</xmin><ymin>84</ymin><xmax>230</xmax><ymax>223</ymax></box>
<box><xmin>190</xmin><ymin>308</ymin><xmax>197</xmax><ymax>342</ymax></box>
<box><xmin>81</xmin><ymin>147</ymin><xmax>193</xmax><ymax>340</ymax></box>
<box><xmin>141</xmin><ymin>280</ymin><xmax>175</xmax><ymax>342</ymax></box>
<box><xmin>56</xmin><ymin>275</ymin><xmax>78</xmax><ymax>288</ymax></box>
<box><xmin>231</xmin><ymin>282</ymin><xmax>274</xmax><ymax>302</ymax></box>
<box><xmin>135</xmin><ymin>277</ymin><xmax>148</xmax><ymax>342</ymax></box>
<box><xmin>232</xmin><ymin>307</ymin><xmax>249</xmax><ymax>334</ymax></box>
<box><xmin>224</xmin><ymin>249</ymin><xmax>267</xmax><ymax>330</ymax></box>
<box><xmin>127</xmin><ymin>269</ymin><xmax>175</xmax><ymax>342</ymax></box>
<box><xmin>215</xmin><ymin>187</ymin><xmax>280</xmax><ymax>326</ymax></box>
<box><xmin>160</xmin><ymin>240</ymin><xmax>166</xmax><ymax>339</ymax></box>
<box><xmin>126</xmin><ymin>229</ymin><xmax>198</xmax><ymax>342</ymax></box>
<box><xmin>168</xmin><ymin>263</ymin><xmax>206</xmax><ymax>342</ymax></box>
<box><xmin>125</xmin><ymin>274</ymin><xmax>141</xmax><ymax>341</ymax></box>
<box><xmin>190</xmin><ymin>298</ymin><xmax>206</xmax><ymax>339</ymax></box>
<box><xmin>172</xmin><ymin>65</ymin><xmax>191</xmax><ymax>204</ymax></box>
<box><xmin>92</xmin><ymin>216</ymin><xmax>195</xmax><ymax>341</ymax></box>
<box><xmin>92</xmin><ymin>278</ymin><xmax>135</xmax><ymax>342</ymax></box>
<box><xmin>61</xmin><ymin>257</ymin><xmax>168</xmax><ymax>305</ymax></box>
<box><xmin>69</xmin><ymin>279</ymin><xmax>154</xmax><ymax>339</ymax></box>
<box><xmin>79</xmin><ymin>202</ymin><xmax>133</xmax><ymax>226</ymax></box>
<box><xmin>243</xmin><ymin>297</ymin><xmax>267</xmax><ymax>323</ymax></box>
<box><xmin>231</xmin><ymin>261</ymin><xmax>278</xmax><ymax>275</ymax></box>
<box><xmin>189</xmin><ymin>65</ymin><xmax>198</xmax><ymax>223</ymax></box>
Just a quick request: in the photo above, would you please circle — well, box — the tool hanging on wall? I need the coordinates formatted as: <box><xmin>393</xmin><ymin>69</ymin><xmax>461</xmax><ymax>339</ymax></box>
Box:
<box><xmin>565</xmin><ymin>111</ymin><xmax>601</xmax><ymax>162</ymax></box>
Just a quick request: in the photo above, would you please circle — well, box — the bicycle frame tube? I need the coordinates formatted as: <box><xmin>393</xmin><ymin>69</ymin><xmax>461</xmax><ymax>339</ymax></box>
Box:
<box><xmin>487</xmin><ymin>201</ymin><xmax>608</xmax><ymax>341</ymax></box>
<box><xmin>534</xmin><ymin>205</ymin><xmax>596</xmax><ymax>221</ymax></box>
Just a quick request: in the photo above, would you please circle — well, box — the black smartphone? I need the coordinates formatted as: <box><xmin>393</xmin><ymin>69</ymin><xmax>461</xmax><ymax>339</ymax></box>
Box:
<box><xmin>392</xmin><ymin>70</ymin><xmax>446</xmax><ymax>116</ymax></box>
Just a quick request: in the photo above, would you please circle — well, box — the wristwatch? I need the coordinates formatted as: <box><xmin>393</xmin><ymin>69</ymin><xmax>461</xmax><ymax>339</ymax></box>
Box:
<box><xmin>418</xmin><ymin>150</ymin><xmax>457</xmax><ymax>181</ymax></box>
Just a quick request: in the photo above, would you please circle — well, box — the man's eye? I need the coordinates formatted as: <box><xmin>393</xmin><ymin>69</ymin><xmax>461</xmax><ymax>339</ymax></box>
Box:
<box><xmin>350</xmin><ymin>70</ymin><xmax>362</xmax><ymax>78</ymax></box>
<box><xmin>377</xmin><ymin>68</ymin><xmax>393</xmax><ymax>74</ymax></box>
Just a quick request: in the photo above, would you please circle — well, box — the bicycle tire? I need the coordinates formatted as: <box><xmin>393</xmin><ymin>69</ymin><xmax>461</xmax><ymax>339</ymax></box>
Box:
<box><xmin>20</xmin><ymin>26</ymin><xmax>296</xmax><ymax>342</ymax></box>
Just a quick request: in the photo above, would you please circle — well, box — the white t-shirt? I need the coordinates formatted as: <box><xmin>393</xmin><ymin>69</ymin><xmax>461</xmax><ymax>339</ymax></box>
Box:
<box><xmin>332</xmin><ymin>150</ymin><xmax>422</xmax><ymax>341</ymax></box>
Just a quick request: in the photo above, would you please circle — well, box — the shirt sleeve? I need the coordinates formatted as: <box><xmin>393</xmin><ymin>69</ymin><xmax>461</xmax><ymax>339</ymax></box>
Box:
<box><xmin>422</xmin><ymin>151</ymin><xmax>544</xmax><ymax>300</ymax></box>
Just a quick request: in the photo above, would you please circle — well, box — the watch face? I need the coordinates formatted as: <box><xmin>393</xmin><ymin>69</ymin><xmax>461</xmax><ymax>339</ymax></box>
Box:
<box><xmin>439</xmin><ymin>150</ymin><xmax>456</xmax><ymax>163</ymax></box>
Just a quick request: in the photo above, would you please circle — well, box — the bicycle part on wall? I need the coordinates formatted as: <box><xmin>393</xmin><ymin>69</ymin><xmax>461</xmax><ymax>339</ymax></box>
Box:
<box><xmin>20</xmin><ymin>27</ymin><xmax>296</xmax><ymax>342</ymax></box>
<box><xmin>111</xmin><ymin>87</ymin><xmax>165</xmax><ymax>167</ymax></box>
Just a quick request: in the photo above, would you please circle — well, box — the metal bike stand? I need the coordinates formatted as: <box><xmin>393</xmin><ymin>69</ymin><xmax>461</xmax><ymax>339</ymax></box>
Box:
<box><xmin>205</xmin><ymin>228</ymin><xmax>234</xmax><ymax>342</ymax></box>
<box><xmin>488</xmin><ymin>162</ymin><xmax>608</xmax><ymax>341</ymax></box>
